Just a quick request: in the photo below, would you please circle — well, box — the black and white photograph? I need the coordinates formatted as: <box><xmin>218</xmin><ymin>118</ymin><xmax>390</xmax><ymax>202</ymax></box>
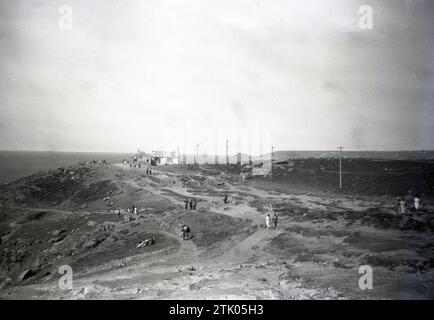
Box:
<box><xmin>0</xmin><ymin>0</ymin><xmax>434</xmax><ymax>303</ymax></box>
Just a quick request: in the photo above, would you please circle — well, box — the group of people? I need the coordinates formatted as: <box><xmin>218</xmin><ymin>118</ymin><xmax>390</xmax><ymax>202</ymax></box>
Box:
<box><xmin>180</xmin><ymin>225</ymin><xmax>191</xmax><ymax>240</ymax></box>
<box><xmin>265</xmin><ymin>213</ymin><xmax>278</xmax><ymax>229</ymax></box>
<box><xmin>145</xmin><ymin>167</ymin><xmax>153</xmax><ymax>175</ymax></box>
<box><xmin>127</xmin><ymin>206</ymin><xmax>138</xmax><ymax>214</ymax></box>
<box><xmin>396</xmin><ymin>195</ymin><xmax>423</xmax><ymax>215</ymax></box>
<box><xmin>184</xmin><ymin>199</ymin><xmax>198</xmax><ymax>210</ymax></box>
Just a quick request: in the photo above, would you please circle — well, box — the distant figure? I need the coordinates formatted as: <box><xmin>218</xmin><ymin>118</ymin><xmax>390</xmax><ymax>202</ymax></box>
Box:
<box><xmin>189</xmin><ymin>199</ymin><xmax>193</xmax><ymax>210</ymax></box>
<box><xmin>265</xmin><ymin>214</ymin><xmax>271</xmax><ymax>229</ymax></box>
<box><xmin>180</xmin><ymin>225</ymin><xmax>191</xmax><ymax>240</ymax></box>
<box><xmin>117</xmin><ymin>209</ymin><xmax>121</xmax><ymax>218</ymax></box>
<box><xmin>133</xmin><ymin>206</ymin><xmax>138</xmax><ymax>215</ymax></box>
<box><xmin>395</xmin><ymin>198</ymin><xmax>401</xmax><ymax>215</ymax></box>
<box><xmin>414</xmin><ymin>196</ymin><xmax>420</xmax><ymax>212</ymax></box>
<box><xmin>399</xmin><ymin>199</ymin><xmax>407</xmax><ymax>215</ymax></box>
<box><xmin>184</xmin><ymin>199</ymin><xmax>189</xmax><ymax>210</ymax></box>
<box><xmin>193</xmin><ymin>199</ymin><xmax>197</xmax><ymax>210</ymax></box>
<box><xmin>404</xmin><ymin>194</ymin><xmax>413</xmax><ymax>208</ymax></box>
<box><xmin>273</xmin><ymin>213</ymin><xmax>278</xmax><ymax>229</ymax></box>
<box><xmin>223</xmin><ymin>195</ymin><xmax>229</xmax><ymax>204</ymax></box>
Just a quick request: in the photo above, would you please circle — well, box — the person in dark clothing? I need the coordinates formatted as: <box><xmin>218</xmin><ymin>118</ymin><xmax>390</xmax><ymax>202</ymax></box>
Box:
<box><xmin>189</xmin><ymin>199</ymin><xmax>193</xmax><ymax>210</ymax></box>
<box><xmin>223</xmin><ymin>195</ymin><xmax>229</xmax><ymax>204</ymax></box>
<box><xmin>180</xmin><ymin>225</ymin><xmax>186</xmax><ymax>239</ymax></box>
<box><xmin>184</xmin><ymin>199</ymin><xmax>189</xmax><ymax>210</ymax></box>
<box><xmin>273</xmin><ymin>213</ymin><xmax>278</xmax><ymax>229</ymax></box>
<box><xmin>184</xmin><ymin>226</ymin><xmax>190</xmax><ymax>240</ymax></box>
<box><xmin>180</xmin><ymin>225</ymin><xmax>191</xmax><ymax>240</ymax></box>
<box><xmin>193</xmin><ymin>199</ymin><xmax>197</xmax><ymax>210</ymax></box>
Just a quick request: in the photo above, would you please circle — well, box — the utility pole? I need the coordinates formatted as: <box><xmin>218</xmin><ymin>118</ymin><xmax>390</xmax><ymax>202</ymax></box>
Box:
<box><xmin>248</xmin><ymin>134</ymin><xmax>252</xmax><ymax>165</ymax></box>
<box><xmin>270</xmin><ymin>146</ymin><xmax>274</xmax><ymax>179</ymax></box>
<box><xmin>337</xmin><ymin>146</ymin><xmax>344</xmax><ymax>189</ymax></box>
<box><xmin>214</xmin><ymin>133</ymin><xmax>219</xmax><ymax>165</ymax></box>
<box><xmin>177</xmin><ymin>146</ymin><xmax>180</xmax><ymax>165</ymax></box>
<box><xmin>196</xmin><ymin>144</ymin><xmax>199</xmax><ymax>165</ymax></box>
<box><xmin>226</xmin><ymin>140</ymin><xmax>229</xmax><ymax>165</ymax></box>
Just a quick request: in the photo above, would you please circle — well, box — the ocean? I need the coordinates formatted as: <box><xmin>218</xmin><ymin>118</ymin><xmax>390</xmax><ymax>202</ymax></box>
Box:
<box><xmin>0</xmin><ymin>151</ymin><xmax>132</xmax><ymax>184</ymax></box>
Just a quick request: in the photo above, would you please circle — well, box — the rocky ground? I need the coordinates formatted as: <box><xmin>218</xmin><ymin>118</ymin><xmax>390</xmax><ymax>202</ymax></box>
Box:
<box><xmin>0</xmin><ymin>159</ymin><xmax>433</xmax><ymax>299</ymax></box>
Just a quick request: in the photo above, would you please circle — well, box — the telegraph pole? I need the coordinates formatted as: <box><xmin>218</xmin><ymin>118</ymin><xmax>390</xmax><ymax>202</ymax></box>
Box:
<box><xmin>177</xmin><ymin>146</ymin><xmax>180</xmax><ymax>165</ymax></box>
<box><xmin>248</xmin><ymin>133</ymin><xmax>253</xmax><ymax>165</ymax></box>
<box><xmin>196</xmin><ymin>144</ymin><xmax>199</xmax><ymax>165</ymax></box>
<box><xmin>226</xmin><ymin>140</ymin><xmax>229</xmax><ymax>165</ymax></box>
<box><xmin>337</xmin><ymin>146</ymin><xmax>343</xmax><ymax>189</ymax></box>
<box><xmin>270</xmin><ymin>146</ymin><xmax>274</xmax><ymax>179</ymax></box>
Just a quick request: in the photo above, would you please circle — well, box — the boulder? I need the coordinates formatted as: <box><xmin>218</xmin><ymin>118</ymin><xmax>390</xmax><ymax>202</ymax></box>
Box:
<box><xmin>52</xmin><ymin>229</ymin><xmax>67</xmax><ymax>236</ymax></box>
<box><xmin>17</xmin><ymin>269</ymin><xmax>36</xmax><ymax>283</ymax></box>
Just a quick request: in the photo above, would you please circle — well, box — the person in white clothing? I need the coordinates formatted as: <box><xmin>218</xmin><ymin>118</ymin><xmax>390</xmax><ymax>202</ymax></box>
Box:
<box><xmin>265</xmin><ymin>214</ymin><xmax>271</xmax><ymax>229</ymax></box>
<box><xmin>414</xmin><ymin>196</ymin><xmax>420</xmax><ymax>212</ymax></box>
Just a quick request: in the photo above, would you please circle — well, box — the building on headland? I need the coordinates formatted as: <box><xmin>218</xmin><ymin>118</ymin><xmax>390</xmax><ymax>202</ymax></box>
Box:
<box><xmin>134</xmin><ymin>150</ymin><xmax>179</xmax><ymax>166</ymax></box>
<box><xmin>134</xmin><ymin>150</ymin><xmax>152</xmax><ymax>164</ymax></box>
<box><xmin>150</xmin><ymin>151</ymin><xmax>179</xmax><ymax>165</ymax></box>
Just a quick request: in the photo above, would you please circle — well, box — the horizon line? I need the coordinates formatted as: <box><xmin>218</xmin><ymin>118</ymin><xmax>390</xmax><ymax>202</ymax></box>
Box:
<box><xmin>1</xmin><ymin>149</ymin><xmax>434</xmax><ymax>155</ymax></box>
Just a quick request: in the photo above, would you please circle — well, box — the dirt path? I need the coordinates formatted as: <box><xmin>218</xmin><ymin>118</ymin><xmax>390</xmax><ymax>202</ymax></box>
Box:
<box><xmin>1</xmin><ymin>205</ymin><xmax>83</xmax><ymax>215</ymax></box>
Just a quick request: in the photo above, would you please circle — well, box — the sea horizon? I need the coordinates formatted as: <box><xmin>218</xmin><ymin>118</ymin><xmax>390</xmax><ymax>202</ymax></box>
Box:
<box><xmin>0</xmin><ymin>151</ymin><xmax>133</xmax><ymax>184</ymax></box>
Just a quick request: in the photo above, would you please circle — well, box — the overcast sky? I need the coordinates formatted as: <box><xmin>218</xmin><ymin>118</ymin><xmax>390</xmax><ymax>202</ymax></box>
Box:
<box><xmin>0</xmin><ymin>0</ymin><xmax>433</xmax><ymax>154</ymax></box>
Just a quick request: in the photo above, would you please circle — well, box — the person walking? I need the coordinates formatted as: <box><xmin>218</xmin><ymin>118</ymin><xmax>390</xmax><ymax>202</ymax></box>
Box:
<box><xmin>399</xmin><ymin>199</ymin><xmax>407</xmax><ymax>215</ymax></box>
<box><xmin>223</xmin><ymin>195</ymin><xmax>229</xmax><ymax>204</ymax></box>
<box><xmin>395</xmin><ymin>197</ymin><xmax>401</xmax><ymax>215</ymax></box>
<box><xmin>184</xmin><ymin>199</ymin><xmax>189</xmax><ymax>210</ymax></box>
<box><xmin>273</xmin><ymin>213</ymin><xmax>278</xmax><ymax>229</ymax></box>
<box><xmin>180</xmin><ymin>225</ymin><xmax>186</xmax><ymax>240</ymax></box>
<box><xmin>265</xmin><ymin>214</ymin><xmax>271</xmax><ymax>229</ymax></box>
<box><xmin>189</xmin><ymin>199</ymin><xmax>193</xmax><ymax>210</ymax></box>
<box><xmin>193</xmin><ymin>199</ymin><xmax>197</xmax><ymax>210</ymax></box>
<box><xmin>414</xmin><ymin>195</ymin><xmax>420</xmax><ymax>212</ymax></box>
